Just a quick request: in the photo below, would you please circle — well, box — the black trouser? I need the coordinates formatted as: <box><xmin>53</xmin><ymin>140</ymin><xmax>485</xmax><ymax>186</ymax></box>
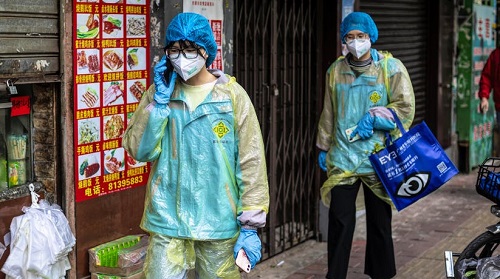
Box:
<box><xmin>326</xmin><ymin>181</ymin><xmax>396</xmax><ymax>279</ymax></box>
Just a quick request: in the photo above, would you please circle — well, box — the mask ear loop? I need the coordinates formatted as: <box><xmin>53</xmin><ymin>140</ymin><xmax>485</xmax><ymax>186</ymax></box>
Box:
<box><xmin>196</xmin><ymin>48</ymin><xmax>208</xmax><ymax>61</ymax></box>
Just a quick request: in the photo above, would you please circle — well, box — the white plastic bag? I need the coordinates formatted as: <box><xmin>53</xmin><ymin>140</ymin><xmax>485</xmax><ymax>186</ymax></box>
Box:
<box><xmin>477</xmin><ymin>255</ymin><xmax>500</xmax><ymax>279</ymax></box>
<box><xmin>1</xmin><ymin>184</ymin><xmax>75</xmax><ymax>279</ymax></box>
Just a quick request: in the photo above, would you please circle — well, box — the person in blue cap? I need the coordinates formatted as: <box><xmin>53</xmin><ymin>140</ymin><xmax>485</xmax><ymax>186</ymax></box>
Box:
<box><xmin>316</xmin><ymin>12</ymin><xmax>415</xmax><ymax>279</ymax></box>
<box><xmin>123</xmin><ymin>12</ymin><xmax>269</xmax><ymax>278</ymax></box>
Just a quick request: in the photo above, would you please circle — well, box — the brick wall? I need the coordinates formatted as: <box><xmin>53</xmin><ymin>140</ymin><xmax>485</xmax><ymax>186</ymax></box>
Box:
<box><xmin>32</xmin><ymin>83</ymin><xmax>57</xmax><ymax>194</ymax></box>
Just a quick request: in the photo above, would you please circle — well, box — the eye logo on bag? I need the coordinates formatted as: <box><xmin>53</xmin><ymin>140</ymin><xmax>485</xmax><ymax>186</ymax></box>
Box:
<box><xmin>369</xmin><ymin>110</ymin><xmax>458</xmax><ymax>211</ymax></box>
<box><xmin>396</xmin><ymin>173</ymin><xmax>430</xmax><ymax>197</ymax></box>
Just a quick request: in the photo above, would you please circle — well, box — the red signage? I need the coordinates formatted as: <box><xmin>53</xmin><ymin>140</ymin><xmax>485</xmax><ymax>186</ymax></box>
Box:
<box><xmin>10</xmin><ymin>96</ymin><xmax>30</xmax><ymax>117</ymax></box>
<box><xmin>73</xmin><ymin>0</ymin><xmax>150</xmax><ymax>202</ymax></box>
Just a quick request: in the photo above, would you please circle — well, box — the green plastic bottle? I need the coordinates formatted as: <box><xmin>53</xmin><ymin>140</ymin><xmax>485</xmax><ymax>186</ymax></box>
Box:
<box><xmin>0</xmin><ymin>134</ymin><xmax>7</xmax><ymax>190</ymax></box>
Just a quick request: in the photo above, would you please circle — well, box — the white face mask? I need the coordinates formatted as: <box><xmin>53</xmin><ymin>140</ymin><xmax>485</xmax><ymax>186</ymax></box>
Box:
<box><xmin>341</xmin><ymin>44</ymin><xmax>349</xmax><ymax>56</ymax></box>
<box><xmin>169</xmin><ymin>55</ymin><xmax>206</xmax><ymax>81</ymax></box>
<box><xmin>346</xmin><ymin>39</ymin><xmax>371</xmax><ymax>59</ymax></box>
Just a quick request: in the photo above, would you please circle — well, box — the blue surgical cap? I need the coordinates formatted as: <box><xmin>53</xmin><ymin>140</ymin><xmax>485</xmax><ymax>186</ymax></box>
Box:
<box><xmin>166</xmin><ymin>13</ymin><xmax>217</xmax><ymax>67</ymax></box>
<box><xmin>340</xmin><ymin>12</ymin><xmax>378</xmax><ymax>43</ymax></box>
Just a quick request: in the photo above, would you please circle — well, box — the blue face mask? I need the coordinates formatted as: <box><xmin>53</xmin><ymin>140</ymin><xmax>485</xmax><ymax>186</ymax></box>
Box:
<box><xmin>346</xmin><ymin>39</ymin><xmax>371</xmax><ymax>59</ymax></box>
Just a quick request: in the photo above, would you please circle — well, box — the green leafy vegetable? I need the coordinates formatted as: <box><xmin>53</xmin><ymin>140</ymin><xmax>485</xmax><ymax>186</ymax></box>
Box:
<box><xmin>87</xmin><ymin>87</ymin><xmax>97</xmax><ymax>97</ymax></box>
<box><xmin>77</xmin><ymin>27</ymin><xmax>99</xmax><ymax>39</ymax></box>
<box><xmin>80</xmin><ymin>159</ymin><xmax>88</xmax><ymax>176</ymax></box>
<box><xmin>107</xmin><ymin>16</ymin><xmax>122</xmax><ymax>28</ymax></box>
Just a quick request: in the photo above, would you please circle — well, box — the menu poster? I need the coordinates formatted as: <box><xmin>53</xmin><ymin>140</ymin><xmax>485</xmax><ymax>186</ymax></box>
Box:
<box><xmin>73</xmin><ymin>0</ymin><xmax>150</xmax><ymax>202</ymax></box>
<box><xmin>183</xmin><ymin>0</ymin><xmax>224</xmax><ymax>71</ymax></box>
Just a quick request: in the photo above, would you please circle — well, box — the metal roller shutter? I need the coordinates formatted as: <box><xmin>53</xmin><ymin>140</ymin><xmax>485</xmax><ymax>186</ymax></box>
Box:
<box><xmin>0</xmin><ymin>0</ymin><xmax>59</xmax><ymax>83</ymax></box>
<box><xmin>360</xmin><ymin>0</ymin><xmax>428</xmax><ymax>124</ymax></box>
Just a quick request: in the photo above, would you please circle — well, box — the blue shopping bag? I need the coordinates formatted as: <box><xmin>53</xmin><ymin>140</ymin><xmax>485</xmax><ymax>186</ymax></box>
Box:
<box><xmin>369</xmin><ymin>110</ymin><xmax>459</xmax><ymax>211</ymax></box>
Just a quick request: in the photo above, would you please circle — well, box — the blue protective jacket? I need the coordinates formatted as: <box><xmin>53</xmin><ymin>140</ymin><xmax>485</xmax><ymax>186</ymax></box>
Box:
<box><xmin>123</xmin><ymin>70</ymin><xmax>269</xmax><ymax>240</ymax></box>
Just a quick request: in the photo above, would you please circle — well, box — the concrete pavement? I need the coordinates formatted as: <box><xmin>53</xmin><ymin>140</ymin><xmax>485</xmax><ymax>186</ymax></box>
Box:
<box><xmin>246</xmin><ymin>172</ymin><xmax>499</xmax><ymax>279</ymax></box>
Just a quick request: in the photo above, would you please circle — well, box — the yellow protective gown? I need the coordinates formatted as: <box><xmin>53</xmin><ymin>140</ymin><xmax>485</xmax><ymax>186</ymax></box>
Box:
<box><xmin>316</xmin><ymin>50</ymin><xmax>415</xmax><ymax>207</ymax></box>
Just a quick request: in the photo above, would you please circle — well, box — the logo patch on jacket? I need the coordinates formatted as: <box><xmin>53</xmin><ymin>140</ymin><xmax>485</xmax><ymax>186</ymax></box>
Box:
<box><xmin>213</xmin><ymin>121</ymin><xmax>230</xmax><ymax>139</ymax></box>
<box><xmin>369</xmin><ymin>91</ymin><xmax>382</xmax><ymax>104</ymax></box>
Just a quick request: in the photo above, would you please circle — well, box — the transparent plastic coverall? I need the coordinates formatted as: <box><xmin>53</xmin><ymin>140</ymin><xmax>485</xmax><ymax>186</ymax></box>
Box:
<box><xmin>122</xmin><ymin>13</ymin><xmax>269</xmax><ymax>278</ymax></box>
<box><xmin>316</xmin><ymin>48</ymin><xmax>415</xmax><ymax>207</ymax></box>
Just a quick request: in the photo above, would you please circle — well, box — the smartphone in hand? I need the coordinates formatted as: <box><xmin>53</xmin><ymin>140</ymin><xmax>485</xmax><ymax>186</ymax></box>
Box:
<box><xmin>345</xmin><ymin>125</ymin><xmax>361</xmax><ymax>143</ymax></box>
<box><xmin>236</xmin><ymin>249</ymin><xmax>251</xmax><ymax>273</ymax></box>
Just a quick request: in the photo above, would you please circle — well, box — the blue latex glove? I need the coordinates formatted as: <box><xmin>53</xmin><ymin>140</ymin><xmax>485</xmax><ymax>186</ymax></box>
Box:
<box><xmin>318</xmin><ymin>150</ymin><xmax>327</xmax><ymax>172</ymax></box>
<box><xmin>233</xmin><ymin>228</ymin><xmax>262</xmax><ymax>269</ymax></box>
<box><xmin>351</xmin><ymin>112</ymin><xmax>374</xmax><ymax>140</ymax></box>
<box><xmin>153</xmin><ymin>56</ymin><xmax>177</xmax><ymax>104</ymax></box>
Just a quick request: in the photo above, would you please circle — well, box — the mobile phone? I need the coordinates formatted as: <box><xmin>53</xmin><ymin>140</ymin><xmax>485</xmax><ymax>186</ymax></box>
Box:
<box><xmin>236</xmin><ymin>249</ymin><xmax>251</xmax><ymax>273</ymax></box>
<box><xmin>345</xmin><ymin>125</ymin><xmax>361</xmax><ymax>143</ymax></box>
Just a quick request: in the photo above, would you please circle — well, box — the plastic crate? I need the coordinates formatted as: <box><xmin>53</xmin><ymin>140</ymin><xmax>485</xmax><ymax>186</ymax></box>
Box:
<box><xmin>475</xmin><ymin>157</ymin><xmax>500</xmax><ymax>204</ymax></box>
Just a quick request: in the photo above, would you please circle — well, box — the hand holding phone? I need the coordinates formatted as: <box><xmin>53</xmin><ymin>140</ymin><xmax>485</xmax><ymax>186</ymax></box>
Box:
<box><xmin>345</xmin><ymin>125</ymin><xmax>361</xmax><ymax>143</ymax></box>
<box><xmin>236</xmin><ymin>249</ymin><xmax>251</xmax><ymax>273</ymax></box>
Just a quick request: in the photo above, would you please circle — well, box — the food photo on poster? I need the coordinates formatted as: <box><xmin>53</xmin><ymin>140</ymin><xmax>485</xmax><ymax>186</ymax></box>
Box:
<box><xmin>126</xmin><ymin>0</ymin><xmax>146</xmax><ymax>4</ymax></box>
<box><xmin>102</xmin><ymin>14</ymin><xmax>124</xmax><ymax>38</ymax></box>
<box><xmin>77</xmin><ymin>83</ymin><xmax>100</xmax><ymax>109</ymax></box>
<box><xmin>126</xmin><ymin>153</ymin><xmax>146</xmax><ymax>169</ymax></box>
<box><xmin>103</xmin><ymin>81</ymin><xmax>124</xmax><ymax>106</ymax></box>
<box><xmin>126</xmin><ymin>47</ymin><xmax>146</xmax><ymax>70</ymax></box>
<box><xmin>77</xmin><ymin>49</ymin><xmax>100</xmax><ymax>74</ymax></box>
<box><xmin>78</xmin><ymin>153</ymin><xmax>101</xmax><ymax>180</ymax></box>
<box><xmin>77</xmin><ymin>13</ymin><xmax>100</xmax><ymax>39</ymax></box>
<box><xmin>126</xmin><ymin>15</ymin><xmax>146</xmax><ymax>37</ymax></box>
<box><xmin>102</xmin><ymin>48</ymin><xmax>124</xmax><ymax>72</ymax></box>
<box><xmin>127</xmin><ymin>79</ymin><xmax>146</xmax><ymax>103</ymax></box>
<box><xmin>78</xmin><ymin>117</ymin><xmax>101</xmax><ymax>145</ymax></box>
<box><xmin>104</xmin><ymin>148</ymin><xmax>125</xmax><ymax>174</ymax></box>
<box><xmin>103</xmin><ymin>114</ymin><xmax>125</xmax><ymax>140</ymax></box>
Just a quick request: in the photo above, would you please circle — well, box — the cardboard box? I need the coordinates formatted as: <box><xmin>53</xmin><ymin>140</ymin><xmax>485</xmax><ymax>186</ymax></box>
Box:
<box><xmin>89</xmin><ymin>235</ymin><xmax>148</xmax><ymax>277</ymax></box>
